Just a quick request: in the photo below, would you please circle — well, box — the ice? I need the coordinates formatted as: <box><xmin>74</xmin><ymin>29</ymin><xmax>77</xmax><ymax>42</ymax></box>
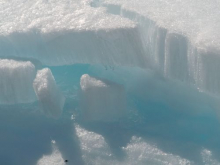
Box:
<box><xmin>76</xmin><ymin>125</ymin><xmax>192</xmax><ymax>165</ymax></box>
<box><xmin>33</xmin><ymin>68</ymin><xmax>65</xmax><ymax>118</ymax></box>
<box><xmin>103</xmin><ymin>0</ymin><xmax>220</xmax><ymax>50</ymax></box>
<box><xmin>80</xmin><ymin>74</ymin><xmax>126</xmax><ymax>122</ymax></box>
<box><xmin>100</xmin><ymin>0</ymin><xmax>220</xmax><ymax>95</ymax></box>
<box><xmin>1</xmin><ymin>0</ymin><xmax>220</xmax><ymax>94</ymax></box>
<box><xmin>0</xmin><ymin>59</ymin><xmax>36</xmax><ymax>104</ymax></box>
<box><xmin>201</xmin><ymin>149</ymin><xmax>220</xmax><ymax>165</ymax></box>
<box><xmin>1</xmin><ymin>0</ymin><xmax>220</xmax><ymax>164</ymax></box>
<box><xmin>0</xmin><ymin>0</ymin><xmax>145</xmax><ymax>67</ymax></box>
<box><xmin>37</xmin><ymin>143</ymin><xmax>65</xmax><ymax>165</ymax></box>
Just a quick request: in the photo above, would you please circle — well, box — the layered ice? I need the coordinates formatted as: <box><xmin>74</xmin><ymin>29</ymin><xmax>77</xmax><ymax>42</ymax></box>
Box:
<box><xmin>0</xmin><ymin>59</ymin><xmax>36</xmax><ymax>104</ymax></box>
<box><xmin>33</xmin><ymin>68</ymin><xmax>65</xmax><ymax>118</ymax></box>
<box><xmin>0</xmin><ymin>0</ymin><xmax>145</xmax><ymax>67</ymax></box>
<box><xmin>101</xmin><ymin>0</ymin><xmax>220</xmax><ymax>95</ymax></box>
<box><xmin>1</xmin><ymin>0</ymin><xmax>220</xmax><ymax>95</ymax></box>
<box><xmin>80</xmin><ymin>74</ymin><xmax>126</xmax><ymax>122</ymax></box>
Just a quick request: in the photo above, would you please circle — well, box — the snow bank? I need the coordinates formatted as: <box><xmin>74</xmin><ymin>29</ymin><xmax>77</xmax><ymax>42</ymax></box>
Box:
<box><xmin>33</xmin><ymin>68</ymin><xmax>65</xmax><ymax>118</ymax></box>
<box><xmin>0</xmin><ymin>59</ymin><xmax>36</xmax><ymax>104</ymax></box>
<box><xmin>80</xmin><ymin>74</ymin><xmax>126</xmax><ymax>122</ymax></box>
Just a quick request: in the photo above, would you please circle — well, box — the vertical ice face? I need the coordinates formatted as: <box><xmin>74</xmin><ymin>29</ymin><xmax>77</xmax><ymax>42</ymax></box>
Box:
<box><xmin>80</xmin><ymin>74</ymin><xmax>126</xmax><ymax>122</ymax></box>
<box><xmin>100</xmin><ymin>0</ymin><xmax>220</xmax><ymax>95</ymax></box>
<box><xmin>33</xmin><ymin>68</ymin><xmax>65</xmax><ymax>118</ymax></box>
<box><xmin>0</xmin><ymin>59</ymin><xmax>36</xmax><ymax>104</ymax></box>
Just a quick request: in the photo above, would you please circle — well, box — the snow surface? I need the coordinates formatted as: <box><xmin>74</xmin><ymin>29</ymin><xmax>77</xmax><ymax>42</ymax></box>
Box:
<box><xmin>33</xmin><ymin>68</ymin><xmax>65</xmax><ymax>118</ymax></box>
<box><xmin>80</xmin><ymin>74</ymin><xmax>126</xmax><ymax>122</ymax></box>
<box><xmin>0</xmin><ymin>59</ymin><xmax>36</xmax><ymax>104</ymax></box>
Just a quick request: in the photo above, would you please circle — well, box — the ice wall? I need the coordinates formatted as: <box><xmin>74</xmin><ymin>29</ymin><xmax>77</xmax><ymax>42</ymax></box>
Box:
<box><xmin>80</xmin><ymin>74</ymin><xmax>126</xmax><ymax>122</ymax></box>
<box><xmin>101</xmin><ymin>0</ymin><xmax>220</xmax><ymax>95</ymax></box>
<box><xmin>0</xmin><ymin>59</ymin><xmax>36</xmax><ymax>104</ymax></box>
<box><xmin>76</xmin><ymin>125</ymin><xmax>193</xmax><ymax>165</ymax></box>
<box><xmin>33</xmin><ymin>68</ymin><xmax>65</xmax><ymax>118</ymax></box>
<box><xmin>1</xmin><ymin>0</ymin><xmax>220</xmax><ymax>96</ymax></box>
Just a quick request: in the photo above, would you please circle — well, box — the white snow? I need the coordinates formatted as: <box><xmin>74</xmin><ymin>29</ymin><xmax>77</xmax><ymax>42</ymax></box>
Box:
<box><xmin>33</xmin><ymin>68</ymin><xmax>65</xmax><ymax>118</ymax></box>
<box><xmin>80</xmin><ymin>74</ymin><xmax>126</xmax><ymax>122</ymax></box>
<box><xmin>0</xmin><ymin>59</ymin><xmax>36</xmax><ymax>104</ymax></box>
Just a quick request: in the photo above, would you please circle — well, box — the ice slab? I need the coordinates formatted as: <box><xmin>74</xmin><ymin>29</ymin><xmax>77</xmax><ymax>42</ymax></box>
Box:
<box><xmin>0</xmin><ymin>0</ymin><xmax>146</xmax><ymax>67</ymax></box>
<box><xmin>33</xmin><ymin>68</ymin><xmax>65</xmax><ymax>118</ymax></box>
<box><xmin>0</xmin><ymin>59</ymin><xmax>36</xmax><ymax>104</ymax></box>
<box><xmin>80</xmin><ymin>74</ymin><xmax>126</xmax><ymax>122</ymax></box>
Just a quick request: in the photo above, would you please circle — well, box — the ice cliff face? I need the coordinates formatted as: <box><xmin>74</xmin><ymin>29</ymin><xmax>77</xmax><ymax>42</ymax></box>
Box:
<box><xmin>0</xmin><ymin>0</ymin><xmax>220</xmax><ymax>95</ymax></box>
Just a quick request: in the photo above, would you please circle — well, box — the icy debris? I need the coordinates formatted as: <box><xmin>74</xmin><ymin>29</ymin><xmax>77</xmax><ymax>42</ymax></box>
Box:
<box><xmin>80</xmin><ymin>74</ymin><xmax>126</xmax><ymax>122</ymax></box>
<box><xmin>33</xmin><ymin>68</ymin><xmax>65</xmax><ymax>118</ymax></box>
<box><xmin>0</xmin><ymin>59</ymin><xmax>36</xmax><ymax>104</ymax></box>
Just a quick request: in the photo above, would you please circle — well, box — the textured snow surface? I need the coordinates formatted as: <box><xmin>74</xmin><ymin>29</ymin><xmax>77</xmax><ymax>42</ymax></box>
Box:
<box><xmin>33</xmin><ymin>68</ymin><xmax>65</xmax><ymax>118</ymax></box>
<box><xmin>0</xmin><ymin>59</ymin><xmax>36</xmax><ymax>104</ymax></box>
<box><xmin>80</xmin><ymin>74</ymin><xmax>126</xmax><ymax>122</ymax></box>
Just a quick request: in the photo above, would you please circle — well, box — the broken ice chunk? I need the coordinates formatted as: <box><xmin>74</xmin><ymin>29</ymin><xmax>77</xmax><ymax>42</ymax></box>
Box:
<box><xmin>0</xmin><ymin>59</ymin><xmax>36</xmax><ymax>104</ymax></box>
<box><xmin>80</xmin><ymin>74</ymin><xmax>126</xmax><ymax>122</ymax></box>
<box><xmin>33</xmin><ymin>68</ymin><xmax>65</xmax><ymax>118</ymax></box>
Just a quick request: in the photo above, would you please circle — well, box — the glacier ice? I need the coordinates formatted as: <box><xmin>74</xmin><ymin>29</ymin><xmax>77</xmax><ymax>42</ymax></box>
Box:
<box><xmin>1</xmin><ymin>0</ymin><xmax>220</xmax><ymax>165</ymax></box>
<box><xmin>101</xmin><ymin>0</ymin><xmax>220</xmax><ymax>95</ymax></box>
<box><xmin>80</xmin><ymin>74</ymin><xmax>126</xmax><ymax>122</ymax></box>
<box><xmin>0</xmin><ymin>59</ymin><xmax>36</xmax><ymax>104</ymax></box>
<box><xmin>33</xmin><ymin>68</ymin><xmax>65</xmax><ymax>118</ymax></box>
